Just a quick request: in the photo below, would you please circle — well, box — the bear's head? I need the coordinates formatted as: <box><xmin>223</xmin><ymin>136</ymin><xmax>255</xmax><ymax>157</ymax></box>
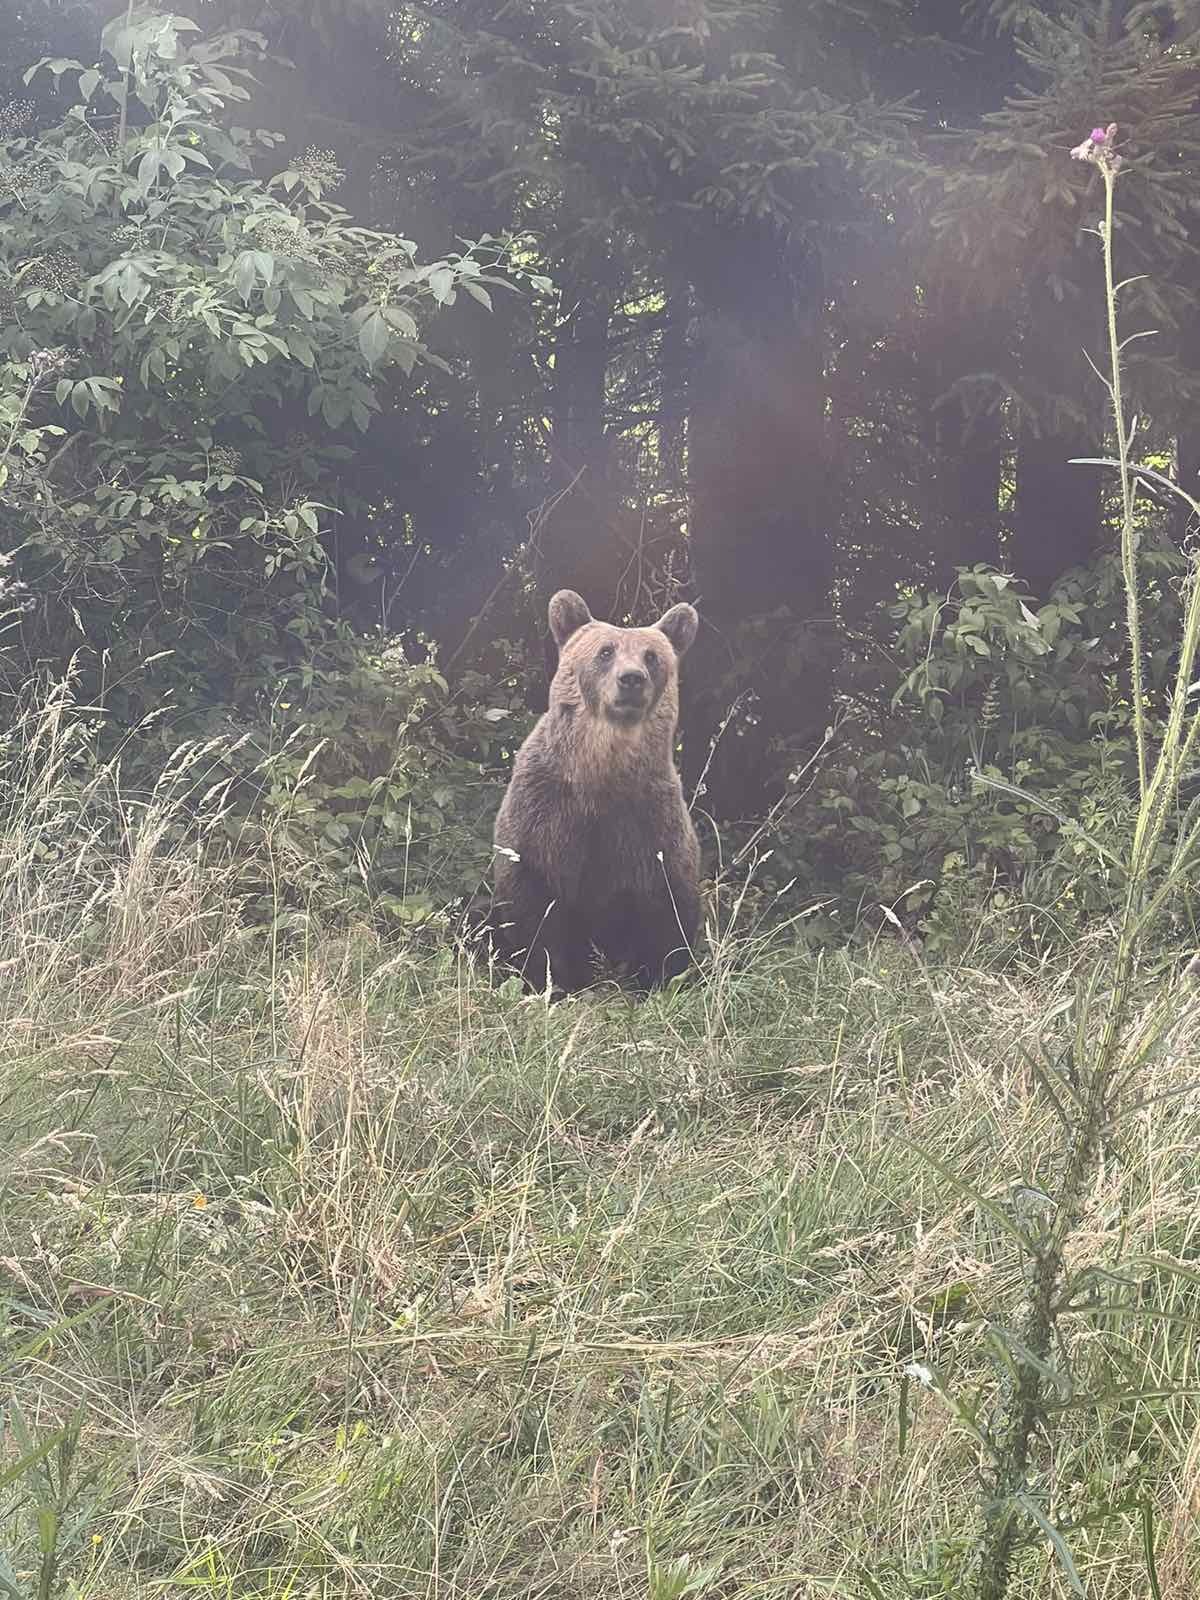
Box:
<box><xmin>547</xmin><ymin>590</ymin><xmax>700</xmax><ymax>729</ymax></box>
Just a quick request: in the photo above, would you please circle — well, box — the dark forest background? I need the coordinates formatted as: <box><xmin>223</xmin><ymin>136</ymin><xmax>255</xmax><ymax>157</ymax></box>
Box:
<box><xmin>3</xmin><ymin>0</ymin><xmax>1199</xmax><ymax>949</ymax></box>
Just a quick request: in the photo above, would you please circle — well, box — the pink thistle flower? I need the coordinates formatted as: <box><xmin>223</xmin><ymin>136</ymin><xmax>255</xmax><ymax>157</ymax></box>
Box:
<box><xmin>1070</xmin><ymin>123</ymin><xmax>1121</xmax><ymax>172</ymax></box>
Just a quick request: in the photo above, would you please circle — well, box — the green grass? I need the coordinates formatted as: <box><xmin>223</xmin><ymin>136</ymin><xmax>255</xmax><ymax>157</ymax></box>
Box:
<box><xmin>2</xmin><ymin>716</ymin><xmax>1200</xmax><ymax>1597</ymax></box>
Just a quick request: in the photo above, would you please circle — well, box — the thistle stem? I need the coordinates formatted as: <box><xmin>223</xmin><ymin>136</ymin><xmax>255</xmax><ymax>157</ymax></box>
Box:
<box><xmin>974</xmin><ymin>133</ymin><xmax>1176</xmax><ymax>1600</ymax></box>
<box><xmin>1103</xmin><ymin>166</ymin><xmax>1148</xmax><ymax>797</ymax></box>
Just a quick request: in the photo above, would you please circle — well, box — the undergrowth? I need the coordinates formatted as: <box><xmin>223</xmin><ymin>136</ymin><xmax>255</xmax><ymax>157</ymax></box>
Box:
<box><xmin>1</xmin><ymin>686</ymin><xmax>1199</xmax><ymax>1599</ymax></box>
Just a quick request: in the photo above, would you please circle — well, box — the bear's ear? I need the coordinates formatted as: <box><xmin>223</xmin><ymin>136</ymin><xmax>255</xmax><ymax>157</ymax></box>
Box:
<box><xmin>548</xmin><ymin>590</ymin><xmax>593</xmax><ymax>647</ymax></box>
<box><xmin>654</xmin><ymin>602</ymin><xmax>699</xmax><ymax>658</ymax></box>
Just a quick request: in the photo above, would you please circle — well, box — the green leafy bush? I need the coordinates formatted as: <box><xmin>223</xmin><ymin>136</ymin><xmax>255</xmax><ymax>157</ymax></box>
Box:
<box><xmin>770</xmin><ymin>551</ymin><xmax>1189</xmax><ymax>954</ymax></box>
<box><xmin>0</xmin><ymin>9</ymin><xmax>550</xmax><ymax>919</ymax></box>
<box><xmin>215</xmin><ymin>639</ymin><xmax>533</xmax><ymax>924</ymax></box>
<box><xmin>0</xmin><ymin>6</ymin><xmax>534</xmax><ymax>689</ymax></box>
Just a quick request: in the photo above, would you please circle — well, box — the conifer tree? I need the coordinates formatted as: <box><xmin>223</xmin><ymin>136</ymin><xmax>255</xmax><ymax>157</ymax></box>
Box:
<box><xmin>916</xmin><ymin>0</ymin><xmax>1200</xmax><ymax>590</ymax></box>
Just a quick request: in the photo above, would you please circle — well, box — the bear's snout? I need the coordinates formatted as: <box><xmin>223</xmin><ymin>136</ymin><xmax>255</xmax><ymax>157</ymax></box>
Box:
<box><xmin>608</xmin><ymin>662</ymin><xmax>652</xmax><ymax>720</ymax></box>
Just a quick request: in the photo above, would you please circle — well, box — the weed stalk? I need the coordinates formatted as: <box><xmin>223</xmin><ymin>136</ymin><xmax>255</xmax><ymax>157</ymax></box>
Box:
<box><xmin>974</xmin><ymin>124</ymin><xmax>1200</xmax><ymax>1600</ymax></box>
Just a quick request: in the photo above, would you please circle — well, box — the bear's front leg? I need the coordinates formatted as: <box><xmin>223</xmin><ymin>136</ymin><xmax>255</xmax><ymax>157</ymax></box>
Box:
<box><xmin>496</xmin><ymin>864</ymin><xmax>591</xmax><ymax>993</ymax></box>
<box><xmin>630</xmin><ymin>873</ymin><xmax>701</xmax><ymax>990</ymax></box>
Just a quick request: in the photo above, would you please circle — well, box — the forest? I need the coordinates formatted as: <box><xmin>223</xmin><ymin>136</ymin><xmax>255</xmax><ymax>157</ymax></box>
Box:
<box><xmin>2</xmin><ymin>1</ymin><xmax>1200</xmax><ymax>1595</ymax></box>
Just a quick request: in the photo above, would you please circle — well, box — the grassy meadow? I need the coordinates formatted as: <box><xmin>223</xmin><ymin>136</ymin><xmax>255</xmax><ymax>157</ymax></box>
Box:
<box><xmin>2</xmin><ymin>701</ymin><xmax>1199</xmax><ymax>1599</ymax></box>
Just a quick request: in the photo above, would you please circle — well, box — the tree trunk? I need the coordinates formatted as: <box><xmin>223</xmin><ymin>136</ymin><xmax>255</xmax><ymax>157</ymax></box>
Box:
<box><xmin>1174</xmin><ymin>302</ymin><xmax>1200</xmax><ymax>541</ymax></box>
<box><xmin>658</xmin><ymin>279</ymin><xmax>691</xmax><ymax>501</ymax></box>
<box><xmin>682</xmin><ymin>224</ymin><xmax>834</xmax><ymax>819</ymax></box>
<box><xmin>1010</xmin><ymin>424</ymin><xmax>1100</xmax><ymax>597</ymax></box>
<box><xmin>929</xmin><ymin>306</ymin><xmax>1006</xmax><ymax>575</ymax></box>
<box><xmin>534</xmin><ymin>246</ymin><xmax>626</xmax><ymax>624</ymax></box>
<box><xmin>1009</xmin><ymin>278</ymin><xmax>1102</xmax><ymax>596</ymax></box>
<box><xmin>1178</xmin><ymin>425</ymin><xmax>1200</xmax><ymax>540</ymax></box>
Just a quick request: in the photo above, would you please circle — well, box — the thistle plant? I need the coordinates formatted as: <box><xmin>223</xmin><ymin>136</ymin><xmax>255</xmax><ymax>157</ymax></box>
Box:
<box><xmin>914</xmin><ymin>123</ymin><xmax>1200</xmax><ymax>1600</ymax></box>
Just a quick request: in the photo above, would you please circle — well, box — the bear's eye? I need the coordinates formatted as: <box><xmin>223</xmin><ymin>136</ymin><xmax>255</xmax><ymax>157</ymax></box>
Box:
<box><xmin>644</xmin><ymin>648</ymin><xmax>660</xmax><ymax>670</ymax></box>
<box><xmin>597</xmin><ymin>643</ymin><xmax>615</xmax><ymax>663</ymax></box>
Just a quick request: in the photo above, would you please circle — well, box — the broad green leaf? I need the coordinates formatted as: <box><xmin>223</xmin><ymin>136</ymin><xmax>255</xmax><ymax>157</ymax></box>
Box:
<box><xmin>358</xmin><ymin>309</ymin><xmax>389</xmax><ymax>367</ymax></box>
<box><xmin>288</xmin><ymin>332</ymin><xmax>315</xmax><ymax>367</ymax></box>
<box><xmin>136</xmin><ymin>148</ymin><xmax>161</xmax><ymax>195</ymax></box>
<box><xmin>383</xmin><ymin>305</ymin><xmax>418</xmax><ymax>340</ymax></box>
<box><xmin>233</xmin><ymin>251</ymin><xmax>257</xmax><ymax>304</ymax></box>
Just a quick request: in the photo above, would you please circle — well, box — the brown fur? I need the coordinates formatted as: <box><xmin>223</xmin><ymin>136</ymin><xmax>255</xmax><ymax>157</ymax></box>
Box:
<box><xmin>490</xmin><ymin>590</ymin><xmax>702</xmax><ymax>992</ymax></box>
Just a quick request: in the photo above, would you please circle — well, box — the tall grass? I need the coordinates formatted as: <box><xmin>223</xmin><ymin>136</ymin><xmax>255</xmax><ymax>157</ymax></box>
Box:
<box><xmin>0</xmin><ymin>669</ymin><xmax>1198</xmax><ymax>1598</ymax></box>
<box><xmin>3</xmin><ymin>122</ymin><xmax>1200</xmax><ymax>1599</ymax></box>
<box><xmin>954</xmin><ymin>125</ymin><xmax>1200</xmax><ymax>1600</ymax></box>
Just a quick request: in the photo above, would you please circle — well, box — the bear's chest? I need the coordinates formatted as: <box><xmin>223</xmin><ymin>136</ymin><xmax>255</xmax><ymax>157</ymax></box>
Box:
<box><xmin>571</xmin><ymin>800</ymin><xmax>668</xmax><ymax>891</ymax></box>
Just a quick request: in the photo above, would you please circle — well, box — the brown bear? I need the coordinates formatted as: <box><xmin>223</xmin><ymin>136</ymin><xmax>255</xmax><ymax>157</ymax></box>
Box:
<box><xmin>489</xmin><ymin>589</ymin><xmax>702</xmax><ymax>993</ymax></box>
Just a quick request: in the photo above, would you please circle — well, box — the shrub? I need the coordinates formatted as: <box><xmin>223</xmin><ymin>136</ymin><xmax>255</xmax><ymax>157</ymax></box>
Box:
<box><xmin>0</xmin><ymin>8</ymin><xmax>552</xmax><ymax>919</ymax></box>
<box><xmin>0</xmin><ymin>5</ymin><xmax>534</xmax><ymax>708</ymax></box>
<box><xmin>761</xmin><ymin>546</ymin><xmax>1188</xmax><ymax>955</ymax></box>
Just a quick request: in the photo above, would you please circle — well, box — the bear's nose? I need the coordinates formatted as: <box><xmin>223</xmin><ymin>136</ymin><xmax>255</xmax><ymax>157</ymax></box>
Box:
<box><xmin>618</xmin><ymin>669</ymin><xmax>648</xmax><ymax>692</ymax></box>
